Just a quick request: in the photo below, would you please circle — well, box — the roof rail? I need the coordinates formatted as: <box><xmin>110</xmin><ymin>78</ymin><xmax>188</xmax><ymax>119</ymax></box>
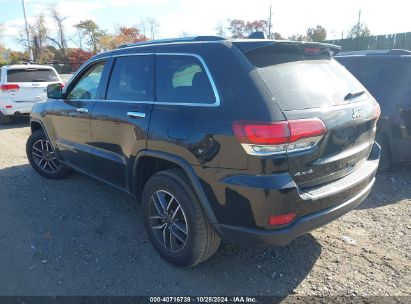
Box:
<box><xmin>119</xmin><ymin>36</ymin><xmax>225</xmax><ymax>48</ymax></box>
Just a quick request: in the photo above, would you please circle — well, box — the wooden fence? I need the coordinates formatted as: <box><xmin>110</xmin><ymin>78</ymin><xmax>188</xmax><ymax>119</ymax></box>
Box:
<box><xmin>325</xmin><ymin>32</ymin><xmax>411</xmax><ymax>51</ymax></box>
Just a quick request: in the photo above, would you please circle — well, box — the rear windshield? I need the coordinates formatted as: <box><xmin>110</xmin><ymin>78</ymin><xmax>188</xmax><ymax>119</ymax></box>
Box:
<box><xmin>335</xmin><ymin>56</ymin><xmax>411</xmax><ymax>106</ymax></box>
<box><xmin>244</xmin><ymin>44</ymin><xmax>365</xmax><ymax>110</ymax></box>
<box><xmin>7</xmin><ymin>69</ymin><xmax>59</xmax><ymax>83</ymax></box>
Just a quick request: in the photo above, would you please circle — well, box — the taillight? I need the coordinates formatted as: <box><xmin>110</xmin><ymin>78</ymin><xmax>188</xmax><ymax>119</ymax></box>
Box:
<box><xmin>60</xmin><ymin>82</ymin><xmax>65</xmax><ymax>88</ymax></box>
<box><xmin>269</xmin><ymin>213</ymin><xmax>296</xmax><ymax>226</ymax></box>
<box><xmin>373</xmin><ymin>103</ymin><xmax>381</xmax><ymax>120</ymax></box>
<box><xmin>0</xmin><ymin>84</ymin><xmax>20</xmax><ymax>92</ymax></box>
<box><xmin>232</xmin><ymin>118</ymin><xmax>326</xmax><ymax>156</ymax></box>
<box><xmin>304</xmin><ymin>47</ymin><xmax>323</xmax><ymax>55</ymax></box>
<box><xmin>232</xmin><ymin>121</ymin><xmax>289</xmax><ymax>145</ymax></box>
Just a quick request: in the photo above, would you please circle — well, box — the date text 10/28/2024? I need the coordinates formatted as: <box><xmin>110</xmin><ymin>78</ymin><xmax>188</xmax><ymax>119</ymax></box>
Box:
<box><xmin>149</xmin><ymin>296</ymin><xmax>258</xmax><ymax>303</ymax></box>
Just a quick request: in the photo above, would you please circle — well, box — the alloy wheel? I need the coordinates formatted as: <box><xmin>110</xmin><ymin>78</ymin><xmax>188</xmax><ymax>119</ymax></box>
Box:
<box><xmin>32</xmin><ymin>139</ymin><xmax>61</xmax><ymax>173</ymax></box>
<box><xmin>149</xmin><ymin>190</ymin><xmax>189</xmax><ymax>253</ymax></box>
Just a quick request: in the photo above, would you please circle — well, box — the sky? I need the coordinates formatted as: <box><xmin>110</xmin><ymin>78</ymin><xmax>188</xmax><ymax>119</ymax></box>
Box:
<box><xmin>1</xmin><ymin>0</ymin><xmax>410</xmax><ymax>51</ymax></box>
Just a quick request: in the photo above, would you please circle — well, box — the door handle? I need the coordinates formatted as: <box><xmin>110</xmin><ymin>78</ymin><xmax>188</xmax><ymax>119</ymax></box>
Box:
<box><xmin>127</xmin><ymin>111</ymin><xmax>146</xmax><ymax>118</ymax></box>
<box><xmin>76</xmin><ymin>107</ymin><xmax>89</xmax><ymax>113</ymax></box>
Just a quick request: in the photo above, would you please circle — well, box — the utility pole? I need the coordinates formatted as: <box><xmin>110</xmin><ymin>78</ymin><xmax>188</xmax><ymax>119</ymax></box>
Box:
<box><xmin>21</xmin><ymin>0</ymin><xmax>33</xmax><ymax>62</ymax></box>
<box><xmin>355</xmin><ymin>9</ymin><xmax>361</xmax><ymax>50</ymax></box>
<box><xmin>268</xmin><ymin>4</ymin><xmax>272</xmax><ymax>39</ymax></box>
<box><xmin>357</xmin><ymin>9</ymin><xmax>362</xmax><ymax>28</ymax></box>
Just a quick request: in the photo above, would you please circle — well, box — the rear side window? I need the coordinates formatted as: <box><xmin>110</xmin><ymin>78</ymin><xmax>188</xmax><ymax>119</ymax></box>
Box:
<box><xmin>244</xmin><ymin>44</ymin><xmax>365</xmax><ymax>110</ymax></box>
<box><xmin>106</xmin><ymin>55</ymin><xmax>153</xmax><ymax>101</ymax></box>
<box><xmin>156</xmin><ymin>55</ymin><xmax>215</xmax><ymax>104</ymax></box>
<box><xmin>7</xmin><ymin>68</ymin><xmax>59</xmax><ymax>83</ymax></box>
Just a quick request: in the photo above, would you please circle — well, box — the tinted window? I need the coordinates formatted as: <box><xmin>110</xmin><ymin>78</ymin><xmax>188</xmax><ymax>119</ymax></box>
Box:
<box><xmin>156</xmin><ymin>55</ymin><xmax>215</xmax><ymax>104</ymax></box>
<box><xmin>336</xmin><ymin>57</ymin><xmax>411</xmax><ymax>106</ymax></box>
<box><xmin>7</xmin><ymin>68</ymin><xmax>59</xmax><ymax>83</ymax></box>
<box><xmin>244</xmin><ymin>44</ymin><xmax>365</xmax><ymax>110</ymax></box>
<box><xmin>68</xmin><ymin>61</ymin><xmax>105</xmax><ymax>100</ymax></box>
<box><xmin>106</xmin><ymin>55</ymin><xmax>153</xmax><ymax>101</ymax></box>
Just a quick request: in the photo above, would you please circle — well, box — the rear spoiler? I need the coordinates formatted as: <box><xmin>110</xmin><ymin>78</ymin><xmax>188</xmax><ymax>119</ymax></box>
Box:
<box><xmin>233</xmin><ymin>40</ymin><xmax>341</xmax><ymax>56</ymax></box>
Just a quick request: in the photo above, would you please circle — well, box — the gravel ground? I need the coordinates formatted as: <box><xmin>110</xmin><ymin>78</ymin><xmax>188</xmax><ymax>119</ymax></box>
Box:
<box><xmin>0</xmin><ymin>119</ymin><xmax>410</xmax><ymax>298</ymax></box>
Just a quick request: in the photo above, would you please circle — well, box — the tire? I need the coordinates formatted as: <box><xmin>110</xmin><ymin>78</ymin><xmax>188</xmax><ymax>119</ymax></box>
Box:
<box><xmin>0</xmin><ymin>113</ymin><xmax>12</xmax><ymax>125</ymax></box>
<box><xmin>26</xmin><ymin>129</ymin><xmax>72</xmax><ymax>179</ymax></box>
<box><xmin>142</xmin><ymin>169</ymin><xmax>220</xmax><ymax>267</ymax></box>
<box><xmin>376</xmin><ymin>131</ymin><xmax>392</xmax><ymax>172</ymax></box>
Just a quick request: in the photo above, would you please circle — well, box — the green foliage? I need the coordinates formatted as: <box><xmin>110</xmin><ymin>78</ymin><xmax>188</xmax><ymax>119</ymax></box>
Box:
<box><xmin>348</xmin><ymin>23</ymin><xmax>371</xmax><ymax>38</ymax></box>
<box><xmin>74</xmin><ymin>20</ymin><xmax>106</xmax><ymax>53</ymax></box>
<box><xmin>288</xmin><ymin>34</ymin><xmax>309</xmax><ymax>41</ymax></box>
<box><xmin>307</xmin><ymin>25</ymin><xmax>327</xmax><ymax>42</ymax></box>
<box><xmin>227</xmin><ymin>19</ymin><xmax>269</xmax><ymax>38</ymax></box>
<box><xmin>223</xmin><ymin>19</ymin><xmax>285</xmax><ymax>39</ymax></box>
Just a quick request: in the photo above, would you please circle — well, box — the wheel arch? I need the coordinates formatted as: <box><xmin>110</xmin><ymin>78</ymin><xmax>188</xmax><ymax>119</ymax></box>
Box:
<box><xmin>131</xmin><ymin>150</ymin><xmax>219</xmax><ymax>225</ymax></box>
<box><xmin>30</xmin><ymin>118</ymin><xmax>59</xmax><ymax>151</ymax></box>
<box><xmin>30</xmin><ymin>119</ymin><xmax>44</xmax><ymax>133</ymax></box>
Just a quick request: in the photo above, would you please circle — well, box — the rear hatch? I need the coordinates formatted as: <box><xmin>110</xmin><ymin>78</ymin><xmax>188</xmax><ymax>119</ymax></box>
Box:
<box><xmin>6</xmin><ymin>67</ymin><xmax>60</xmax><ymax>103</ymax></box>
<box><xmin>236</xmin><ymin>41</ymin><xmax>379</xmax><ymax>187</ymax></box>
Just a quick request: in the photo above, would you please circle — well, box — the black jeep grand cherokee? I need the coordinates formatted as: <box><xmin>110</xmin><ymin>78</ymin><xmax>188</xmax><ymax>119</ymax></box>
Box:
<box><xmin>26</xmin><ymin>37</ymin><xmax>381</xmax><ymax>267</ymax></box>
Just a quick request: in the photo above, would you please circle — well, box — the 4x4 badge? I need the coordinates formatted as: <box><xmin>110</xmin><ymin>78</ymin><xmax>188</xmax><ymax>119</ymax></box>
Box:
<box><xmin>352</xmin><ymin>108</ymin><xmax>365</xmax><ymax>120</ymax></box>
<box><xmin>294</xmin><ymin>169</ymin><xmax>314</xmax><ymax>177</ymax></box>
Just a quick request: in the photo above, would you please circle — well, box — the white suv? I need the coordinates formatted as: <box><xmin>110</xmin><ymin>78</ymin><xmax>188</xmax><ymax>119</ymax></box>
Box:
<box><xmin>0</xmin><ymin>64</ymin><xmax>63</xmax><ymax>124</ymax></box>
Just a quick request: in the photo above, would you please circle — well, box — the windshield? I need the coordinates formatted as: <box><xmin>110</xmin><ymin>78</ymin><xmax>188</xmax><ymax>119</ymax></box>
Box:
<box><xmin>7</xmin><ymin>69</ymin><xmax>59</xmax><ymax>83</ymax></box>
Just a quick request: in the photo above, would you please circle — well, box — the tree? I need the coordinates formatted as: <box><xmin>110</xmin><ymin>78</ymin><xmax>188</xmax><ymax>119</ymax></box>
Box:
<box><xmin>47</xmin><ymin>6</ymin><xmax>68</xmax><ymax>62</ymax></box>
<box><xmin>244</xmin><ymin>20</ymin><xmax>268</xmax><ymax>36</ymax></box>
<box><xmin>215</xmin><ymin>22</ymin><xmax>226</xmax><ymax>37</ymax></box>
<box><xmin>307</xmin><ymin>25</ymin><xmax>327</xmax><ymax>42</ymax></box>
<box><xmin>7</xmin><ymin>51</ymin><xmax>29</xmax><ymax>64</ymax></box>
<box><xmin>100</xmin><ymin>26</ymin><xmax>146</xmax><ymax>51</ymax></box>
<box><xmin>146</xmin><ymin>18</ymin><xmax>159</xmax><ymax>40</ymax></box>
<box><xmin>272</xmin><ymin>32</ymin><xmax>284</xmax><ymax>40</ymax></box>
<box><xmin>68</xmin><ymin>48</ymin><xmax>94</xmax><ymax>71</ymax></box>
<box><xmin>16</xmin><ymin>14</ymin><xmax>52</xmax><ymax>63</ymax></box>
<box><xmin>288</xmin><ymin>34</ymin><xmax>309</xmax><ymax>41</ymax></box>
<box><xmin>226</xmin><ymin>19</ymin><xmax>280</xmax><ymax>39</ymax></box>
<box><xmin>0</xmin><ymin>24</ymin><xmax>5</xmax><ymax>65</ymax></box>
<box><xmin>117</xmin><ymin>26</ymin><xmax>146</xmax><ymax>43</ymax></box>
<box><xmin>227</xmin><ymin>19</ymin><xmax>246</xmax><ymax>38</ymax></box>
<box><xmin>348</xmin><ymin>23</ymin><xmax>371</xmax><ymax>38</ymax></box>
<box><xmin>74</xmin><ymin>20</ymin><xmax>105</xmax><ymax>53</ymax></box>
<box><xmin>0</xmin><ymin>23</ymin><xmax>4</xmax><ymax>46</ymax></box>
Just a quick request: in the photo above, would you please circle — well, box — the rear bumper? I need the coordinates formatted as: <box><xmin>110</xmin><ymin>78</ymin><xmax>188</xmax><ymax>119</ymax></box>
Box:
<box><xmin>0</xmin><ymin>101</ymin><xmax>35</xmax><ymax>115</ymax></box>
<box><xmin>215</xmin><ymin>176</ymin><xmax>374</xmax><ymax>245</ymax></box>
<box><xmin>207</xmin><ymin>142</ymin><xmax>380</xmax><ymax>245</ymax></box>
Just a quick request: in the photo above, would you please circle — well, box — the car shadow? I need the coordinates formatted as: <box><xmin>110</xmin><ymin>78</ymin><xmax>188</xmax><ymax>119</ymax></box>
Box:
<box><xmin>0</xmin><ymin>164</ymin><xmax>321</xmax><ymax>297</ymax></box>
<box><xmin>357</xmin><ymin>163</ymin><xmax>411</xmax><ymax>210</ymax></box>
<box><xmin>0</xmin><ymin>117</ymin><xmax>30</xmax><ymax>130</ymax></box>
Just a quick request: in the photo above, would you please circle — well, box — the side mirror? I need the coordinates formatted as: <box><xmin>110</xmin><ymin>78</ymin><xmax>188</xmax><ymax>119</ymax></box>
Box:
<box><xmin>47</xmin><ymin>83</ymin><xmax>63</xmax><ymax>99</ymax></box>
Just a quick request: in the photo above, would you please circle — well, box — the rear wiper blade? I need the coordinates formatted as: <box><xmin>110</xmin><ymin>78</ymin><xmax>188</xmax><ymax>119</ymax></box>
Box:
<box><xmin>344</xmin><ymin>91</ymin><xmax>365</xmax><ymax>101</ymax></box>
<box><xmin>33</xmin><ymin>79</ymin><xmax>47</xmax><ymax>82</ymax></box>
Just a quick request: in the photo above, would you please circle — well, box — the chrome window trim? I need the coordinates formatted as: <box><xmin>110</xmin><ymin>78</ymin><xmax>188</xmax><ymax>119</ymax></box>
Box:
<box><xmin>97</xmin><ymin>52</ymin><xmax>221</xmax><ymax>107</ymax></box>
<box><xmin>79</xmin><ymin>52</ymin><xmax>220</xmax><ymax>107</ymax></box>
<box><xmin>63</xmin><ymin>56</ymin><xmax>111</xmax><ymax>93</ymax></box>
<box><xmin>99</xmin><ymin>100</ymin><xmax>154</xmax><ymax>104</ymax></box>
<box><xmin>154</xmin><ymin>53</ymin><xmax>220</xmax><ymax>107</ymax></box>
